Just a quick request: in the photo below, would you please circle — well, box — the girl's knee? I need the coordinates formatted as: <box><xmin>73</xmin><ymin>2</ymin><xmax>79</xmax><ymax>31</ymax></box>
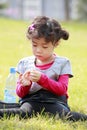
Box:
<box><xmin>20</xmin><ymin>102</ymin><xmax>32</xmax><ymax>113</ymax></box>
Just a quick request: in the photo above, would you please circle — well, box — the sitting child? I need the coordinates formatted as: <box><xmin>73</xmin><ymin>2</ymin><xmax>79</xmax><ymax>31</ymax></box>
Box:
<box><xmin>0</xmin><ymin>16</ymin><xmax>87</xmax><ymax>121</ymax></box>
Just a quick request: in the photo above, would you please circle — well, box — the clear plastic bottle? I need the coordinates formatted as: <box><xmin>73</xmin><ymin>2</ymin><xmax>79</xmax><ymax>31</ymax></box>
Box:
<box><xmin>4</xmin><ymin>67</ymin><xmax>17</xmax><ymax>103</ymax></box>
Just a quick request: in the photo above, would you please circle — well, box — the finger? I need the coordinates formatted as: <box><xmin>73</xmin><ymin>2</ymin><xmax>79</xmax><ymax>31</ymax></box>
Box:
<box><xmin>23</xmin><ymin>71</ymin><xmax>30</xmax><ymax>78</ymax></box>
<box><xmin>19</xmin><ymin>74</ymin><xmax>23</xmax><ymax>79</ymax></box>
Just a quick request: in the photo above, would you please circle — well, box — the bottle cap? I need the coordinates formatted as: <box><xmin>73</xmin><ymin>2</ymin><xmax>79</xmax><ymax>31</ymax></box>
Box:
<box><xmin>10</xmin><ymin>67</ymin><xmax>16</xmax><ymax>73</ymax></box>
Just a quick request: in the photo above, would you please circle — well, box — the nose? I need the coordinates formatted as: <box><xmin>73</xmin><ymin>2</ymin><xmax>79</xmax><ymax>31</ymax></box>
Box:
<box><xmin>36</xmin><ymin>47</ymin><xmax>42</xmax><ymax>53</ymax></box>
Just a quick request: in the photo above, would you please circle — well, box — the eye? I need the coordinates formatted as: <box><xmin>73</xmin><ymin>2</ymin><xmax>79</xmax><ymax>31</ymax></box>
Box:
<box><xmin>32</xmin><ymin>44</ymin><xmax>37</xmax><ymax>47</ymax></box>
<box><xmin>43</xmin><ymin>46</ymin><xmax>48</xmax><ymax>48</ymax></box>
<box><xmin>32</xmin><ymin>40</ymin><xmax>37</xmax><ymax>47</ymax></box>
<box><xmin>32</xmin><ymin>42</ymin><xmax>37</xmax><ymax>47</ymax></box>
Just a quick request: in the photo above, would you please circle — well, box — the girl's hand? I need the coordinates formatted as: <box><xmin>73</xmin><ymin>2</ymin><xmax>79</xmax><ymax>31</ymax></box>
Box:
<box><xmin>19</xmin><ymin>71</ymin><xmax>31</xmax><ymax>86</ymax></box>
<box><xmin>30</xmin><ymin>70</ymin><xmax>41</xmax><ymax>82</ymax></box>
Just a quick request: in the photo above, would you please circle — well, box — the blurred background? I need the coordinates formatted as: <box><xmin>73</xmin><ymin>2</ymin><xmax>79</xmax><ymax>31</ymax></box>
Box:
<box><xmin>0</xmin><ymin>0</ymin><xmax>87</xmax><ymax>22</ymax></box>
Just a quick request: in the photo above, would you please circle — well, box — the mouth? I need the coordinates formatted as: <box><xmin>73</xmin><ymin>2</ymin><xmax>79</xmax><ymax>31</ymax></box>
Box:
<box><xmin>35</xmin><ymin>55</ymin><xmax>44</xmax><ymax>60</ymax></box>
<box><xmin>36</xmin><ymin>55</ymin><xmax>42</xmax><ymax>58</ymax></box>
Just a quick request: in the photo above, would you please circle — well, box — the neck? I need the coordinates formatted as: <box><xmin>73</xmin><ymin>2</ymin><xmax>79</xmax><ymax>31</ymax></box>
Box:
<box><xmin>35</xmin><ymin>54</ymin><xmax>55</xmax><ymax>65</ymax></box>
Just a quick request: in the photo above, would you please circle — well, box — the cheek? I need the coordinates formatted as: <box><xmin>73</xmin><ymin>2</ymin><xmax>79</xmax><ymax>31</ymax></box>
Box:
<box><xmin>43</xmin><ymin>50</ymin><xmax>52</xmax><ymax>58</ymax></box>
<box><xmin>32</xmin><ymin>47</ymin><xmax>36</xmax><ymax>53</ymax></box>
<box><xmin>45</xmin><ymin>48</ymin><xmax>54</xmax><ymax>54</ymax></box>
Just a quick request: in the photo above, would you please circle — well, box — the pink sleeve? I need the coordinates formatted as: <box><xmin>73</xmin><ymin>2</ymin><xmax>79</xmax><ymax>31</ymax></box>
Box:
<box><xmin>16</xmin><ymin>80</ymin><xmax>31</xmax><ymax>98</ymax></box>
<box><xmin>37</xmin><ymin>74</ymin><xmax>69</xmax><ymax>96</ymax></box>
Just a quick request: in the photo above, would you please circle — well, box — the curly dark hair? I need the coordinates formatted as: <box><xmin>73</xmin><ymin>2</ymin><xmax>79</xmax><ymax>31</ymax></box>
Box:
<box><xmin>27</xmin><ymin>16</ymin><xmax>69</xmax><ymax>45</ymax></box>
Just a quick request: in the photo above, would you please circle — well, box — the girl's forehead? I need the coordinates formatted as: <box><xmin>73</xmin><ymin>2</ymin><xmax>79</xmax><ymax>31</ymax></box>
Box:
<box><xmin>32</xmin><ymin>38</ymin><xmax>48</xmax><ymax>44</ymax></box>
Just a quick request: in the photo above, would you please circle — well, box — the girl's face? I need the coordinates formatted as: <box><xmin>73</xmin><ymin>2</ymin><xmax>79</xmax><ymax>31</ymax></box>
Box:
<box><xmin>31</xmin><ymin>37</ymin><xmax>56</xmax><ymax>64</ymax></box>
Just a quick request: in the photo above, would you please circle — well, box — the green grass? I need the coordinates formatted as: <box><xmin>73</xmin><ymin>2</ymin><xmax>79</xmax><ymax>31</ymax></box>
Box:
<box><xmin>0</xmin><ymin>18</ymin><xmax>87</xmax><ymax>130</ymax></box>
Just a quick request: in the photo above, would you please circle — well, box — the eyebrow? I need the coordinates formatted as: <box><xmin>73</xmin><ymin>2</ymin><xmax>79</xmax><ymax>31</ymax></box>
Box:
<box><xmin>32</xmin><ymin>40</ymin><xmax>47</xmax><ymax>45</ymax></box>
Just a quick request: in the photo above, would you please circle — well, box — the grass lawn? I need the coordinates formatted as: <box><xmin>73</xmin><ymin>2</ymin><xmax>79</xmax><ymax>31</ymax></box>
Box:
<box><xmin>0</xmin><ymin>18</ymin><xmax>87</xmax><ymax>130</ymax></box>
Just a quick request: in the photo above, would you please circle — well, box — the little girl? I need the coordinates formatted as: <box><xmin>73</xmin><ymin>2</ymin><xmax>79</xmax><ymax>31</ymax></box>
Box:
<box><xmin>0</xmin><ymin>16</ymin><xmax>87</xmax><ymax>121</ymax></box>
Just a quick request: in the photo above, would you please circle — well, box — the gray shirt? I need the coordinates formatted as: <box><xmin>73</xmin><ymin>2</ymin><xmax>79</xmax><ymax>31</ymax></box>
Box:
<box><xmin>16</xmin><ymin>55</ymin><xmax>73</xmax><ymax>93</ymax></box>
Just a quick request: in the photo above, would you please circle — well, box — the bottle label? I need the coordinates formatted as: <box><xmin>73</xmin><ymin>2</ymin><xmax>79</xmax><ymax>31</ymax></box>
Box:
<box><xmin>4</xmin><ymin>89</ymin><xmax>16</xmax><ymax>103</ymax></box>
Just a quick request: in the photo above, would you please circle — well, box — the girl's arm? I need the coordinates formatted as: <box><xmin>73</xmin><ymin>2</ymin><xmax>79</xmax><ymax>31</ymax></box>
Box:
<box><xmin>16</xmin><ymin>73</ymin><xmax>32</xmax><ymax>98</ymax></box>
<box><xmin>37</xmin><ymin>74</ymin><xmax>69</xmax><ymax>96</ymax></box>
<box><xmin>16</xmin><ymin>80</ymin><xmax>32</xmax><ymax>98</ymax></box>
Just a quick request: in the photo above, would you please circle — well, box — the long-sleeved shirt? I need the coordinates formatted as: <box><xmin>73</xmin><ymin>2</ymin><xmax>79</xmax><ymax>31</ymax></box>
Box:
<box><xmin>16</xmin><ymin>55</ymin><xmax>73</xmax><ymax>98</ymax></box>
